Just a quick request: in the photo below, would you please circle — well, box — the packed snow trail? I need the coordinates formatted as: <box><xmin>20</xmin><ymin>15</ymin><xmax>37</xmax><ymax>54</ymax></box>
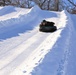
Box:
<box><xmin>0</xmin><ymin>31</ymin><xmax>51</xmax><ymax>75</ymax></box>
<box><xmin>0</xmin><ymin>6</ymin><xmax>75</xmax><ymax>75</ymax></box>
<box><xmin>31</xmin><ymin>11</ymin><xmax>76</xmax><ymax>75</ymax></box>
<box><xmin>0</xmin><ymin>5</ymin><xmax>59</xmax><ymax>75</ymax></box>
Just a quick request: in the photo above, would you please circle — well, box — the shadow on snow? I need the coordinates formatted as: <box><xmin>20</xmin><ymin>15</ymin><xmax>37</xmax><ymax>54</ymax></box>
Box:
<box><xmin>0</xmin><ymin>19</ymin><xmax>39</xmax><ymax>41</ymax></box>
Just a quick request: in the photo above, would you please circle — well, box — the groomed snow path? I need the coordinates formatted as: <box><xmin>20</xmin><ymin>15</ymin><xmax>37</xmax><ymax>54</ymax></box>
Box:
<box><xmin>0</xmin><ymin>6</ymin><xmax>75</xmax><ymax>75</ymax></box>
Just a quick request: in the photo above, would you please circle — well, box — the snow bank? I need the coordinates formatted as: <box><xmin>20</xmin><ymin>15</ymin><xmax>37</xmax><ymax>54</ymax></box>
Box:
<box><xmin>0</xmin><ymin>5</ymin><xmax>41</xmax><ymax>29</ymax></box>
<box><xmin>63</xmin><ymin>11</ymin><xmax>76</xmax><ymax>75</ymax></box>
<box><xmin>70</xmin><ymin>14</ymin><xmax>76</xmax><ymax>30</ymax></box>
<box><xmin>0</xmin><ymin>5</ymin><xmax>41</xmax><ymax>36</ymax></box>
<box><xmin>0</xmin><ymin>6</ymin><xmax>15</xmax><ymax>16</ymax></box>
<box><xmin>0</xmin><ymin>7</ymin><xmax>3</xmax><ymax>10</ymax></box>
<box><xmin>30</xmin><ymin>5</ymin><xmax>41</xmax><ymax>13</ymax></box>
<box><xmin>31</xmin><ymin>11</ymin><xmax>76</xmax><ymax>75</ymax></box>
<box><xmin>0</xmin><ymin>5</ymin><xmax>57</xmax><ymax>36</ymax></box>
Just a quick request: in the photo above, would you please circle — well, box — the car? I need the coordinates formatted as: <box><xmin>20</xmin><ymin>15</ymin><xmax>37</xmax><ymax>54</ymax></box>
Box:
<box><xmin>39</xmin><ymin>20</ymin><xmax>57</xmax><ymax>32</ymax></box>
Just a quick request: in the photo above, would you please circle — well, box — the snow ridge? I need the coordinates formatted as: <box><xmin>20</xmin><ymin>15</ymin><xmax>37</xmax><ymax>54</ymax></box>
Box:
<box><xmin>57</xmin><ymin>11</ymin><xmax>74</xmax><ymax>75</ymax></box>
<box><xmin>0</xmin><ymin>5</ymin><xmax>40</xmax><ymax>29</ymax></box>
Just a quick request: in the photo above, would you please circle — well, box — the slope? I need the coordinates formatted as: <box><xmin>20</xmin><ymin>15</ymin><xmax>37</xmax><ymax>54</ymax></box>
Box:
<box><xmin>0</xmin><ymin>5</ymin><xmax>58</xmax><ymax>75</ymax></box>
<box><xmin>31</xmin><ymin>11</ymin><xmax>76</xmax><ymax>75</ymax></box>
<box><xmin>0</xmin><ymin>6</ymin><xmax>76</xmax><ymax>75</ymax></box>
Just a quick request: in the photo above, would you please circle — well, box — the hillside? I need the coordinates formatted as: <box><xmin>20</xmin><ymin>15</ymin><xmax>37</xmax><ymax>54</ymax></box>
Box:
<box><xmin>0</xmin><ymin>5</ymin><xmax>76</xmax><ymax>75</ymax></box>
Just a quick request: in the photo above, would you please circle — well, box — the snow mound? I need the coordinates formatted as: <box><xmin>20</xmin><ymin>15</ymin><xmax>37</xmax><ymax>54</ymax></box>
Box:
<box><xmin>0</xmin><ymin>5</ymin><xmax>41</xmax><ymax>29</ymax></box>
<box><xmin>31</xmin><ymin>5</ymin><xmax>41</xmax><ymax>13</ymax></box>
<box><xmin>0</xmin><ymin>6</ymin><xmax>15</xmax><ymax>16</ymax></box>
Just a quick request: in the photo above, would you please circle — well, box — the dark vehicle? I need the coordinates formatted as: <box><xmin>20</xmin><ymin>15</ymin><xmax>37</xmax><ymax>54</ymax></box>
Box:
<box><xmin>39</xmin><ymin>20</ymin><xmax>57</xmax><ymax>32</ymax></box>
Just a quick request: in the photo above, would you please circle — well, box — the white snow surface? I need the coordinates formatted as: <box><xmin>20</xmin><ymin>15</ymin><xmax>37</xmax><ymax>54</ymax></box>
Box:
<box><xmin>0</xmin><ymin>5</ymin><xmax>76</xmax><ymax>75</ymax></box>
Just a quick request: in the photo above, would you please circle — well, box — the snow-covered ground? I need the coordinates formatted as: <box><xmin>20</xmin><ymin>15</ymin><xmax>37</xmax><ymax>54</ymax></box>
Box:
<box><xmin>0</xmin><ymin>5</ymin><xmax>76</xmax><ymax>75</ymax></box>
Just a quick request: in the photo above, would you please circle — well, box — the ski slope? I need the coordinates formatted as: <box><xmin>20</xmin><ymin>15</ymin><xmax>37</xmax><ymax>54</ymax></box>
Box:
<box><xmin>0</xmin><ymin>5</ymin><xmax>76</xmax><ymax>75</ymax></box>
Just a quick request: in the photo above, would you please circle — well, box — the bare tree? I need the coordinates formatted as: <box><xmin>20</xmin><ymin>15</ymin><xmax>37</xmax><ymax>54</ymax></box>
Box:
<box><xmin>67</xmin><ymin>0</ymin><xmax>76</xmax><ymax>14</ymax></box>
<box><xmin>63</xmin><ymin>0</ymin><xmax>76</xmax><ymax>14</ymax></box>
<box><xmin>54</xmin><ymin>0</ymin><xmax>59</xmax><ymax>11</ymax></box>
<box><xmin>68</xmin><ymin>0</ymin><xmax>76</xmax><ymax>7</ymax></box>
<box><xmin>33</xmin><ymin>0</ymin><xmax>63</xmax><ymax>11</ymax></box>
<box><xmin>23</xmin><ymin>0</ymin><xmax>34</xmax><ymax>8</ymax></box>
<box><xmin>33</xmin><ymin>0</ymin><xmax>47</xmax><ymax>9</ymax></box>
<box><xmin>0</xmin><ymin>0</ymin><xmax>5</xmax><ymax>6</ymax></box>
<box><xmin>0</xmin><ymin>0</ymin><xmax>12</xmax><ymax>6</ymax></box>
<box><xmin>0</xmin><ymin>0</ymin><xmax>76</xmax><ymax>14</ymax></box>
<box><xmin>0</xmin><ymin>0</ymin><xmax>34</xmax><ymax>8</ymax></box>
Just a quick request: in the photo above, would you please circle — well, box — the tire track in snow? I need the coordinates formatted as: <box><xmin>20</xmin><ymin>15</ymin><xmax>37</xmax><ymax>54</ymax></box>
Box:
<box><xmin>57</xmin><ymin>33</ymin><xmax>71</xmax><ymax>75</ymax></box>
<box><xmin>0</xmin><ymin>17</ymin><xmax>60</xmax><ymax>75</ymax></box>
<box><xmin>9</xmin><ymin>30</ymin><xmax>60</xmax><ymax>75</ymax></box>
<box><xmin>0</xmin><ymin>28</ymin><xmax>38</xmax><ymax>56</ymax></box>
<box><xmin>0</xmin><ymin>30</ymin><xmax>51</xmax><ymax>75</ymax></box>
<box><xmin>57</xmin><ymin>11</ymin><xmax>73</xmax><ymax>75</ymax></box>
<box><xmin>0</xmin><ymin>6</ymin><xmax>60</xmax><ymax>75</ymax></box>
<box><xmin>0</xmin><ymin>30</ymin><xmax>41</xmax><ymax>69</ymax></box>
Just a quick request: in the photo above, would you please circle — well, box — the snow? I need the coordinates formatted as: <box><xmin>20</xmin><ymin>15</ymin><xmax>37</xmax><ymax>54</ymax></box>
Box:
<box><xmin>0</xmin><ymin>5</ymin><xmax>76</xmax><ymax>75</ymax></box>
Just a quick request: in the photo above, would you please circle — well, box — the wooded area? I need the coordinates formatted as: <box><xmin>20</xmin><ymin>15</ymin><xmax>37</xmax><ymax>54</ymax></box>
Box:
<box><xmin>0</xmin><ymin>0</ymin><xmax>76</xmax><ymax>14</ymax></box>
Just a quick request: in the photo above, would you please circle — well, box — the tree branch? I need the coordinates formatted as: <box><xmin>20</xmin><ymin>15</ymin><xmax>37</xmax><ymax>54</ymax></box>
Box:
<box><xmin>68</xmin><ymin>0</ymin><xmax>76</xmax><ymax>7</ymax></box>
